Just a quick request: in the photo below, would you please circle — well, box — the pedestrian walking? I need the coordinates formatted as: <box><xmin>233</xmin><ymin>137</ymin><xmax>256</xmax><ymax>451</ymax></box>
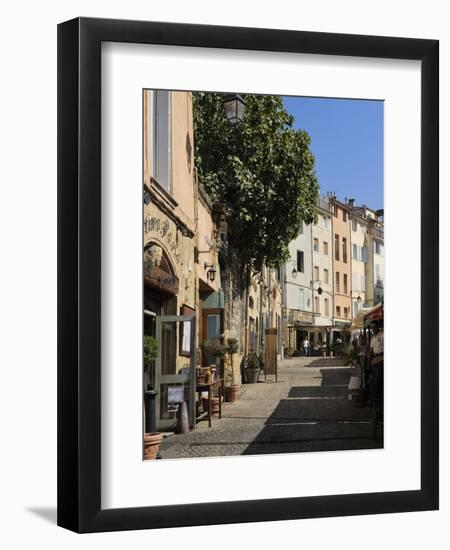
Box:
<box><xmin>302</xmin><ymin>337</ymin><xmax>309</xmax><ymax>357</ymax></box>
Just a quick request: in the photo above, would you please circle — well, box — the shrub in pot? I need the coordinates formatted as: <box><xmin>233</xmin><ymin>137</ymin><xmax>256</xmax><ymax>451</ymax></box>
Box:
<box><xmin>143</xmin><ymin>335</ymin><xmax>161</xmax><ymax>455</ymax></box>
<box><xmin>224</xmin><ymin>337</ymin><xmax>240</xmax><ymax>402</ymax></box>
<box><xmin>244</xmin><ymin>352</ymin><xmax>263</xmax><ymax>384</ymax></box>
<box><xmin>144</xmin><ymin>335</ymin><xmax>159</xmax><ymax>390</ymax></box>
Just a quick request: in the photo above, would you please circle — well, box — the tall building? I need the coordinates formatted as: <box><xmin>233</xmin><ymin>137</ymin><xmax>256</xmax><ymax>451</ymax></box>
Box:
<box><xmin>330</xmin><ymin>196</ymin><xmax>352</xmax><ymax>340</ymax></box>
<box><xmin>311</xmin><ymin>196</ymin><xmax>334</xmax><ymax>344</ymax></box>
<box><xmin>348</xmin><ymin>203</ymin><xmax>384</xmax><ymax>307</ymax></box>
<box><xmin>282</xmin><ymin>221</ymin><xmax>314</xmax><ymax>354</ymax></box>
<box><xmin>348</xmin><ymin>199</ymin><xmax>369</xmax><ymax>316</ymax></box>
<box><xmin>143</xmin><ymin>90</ymin><xmax>222</xmax><ymax>429</ymax></box>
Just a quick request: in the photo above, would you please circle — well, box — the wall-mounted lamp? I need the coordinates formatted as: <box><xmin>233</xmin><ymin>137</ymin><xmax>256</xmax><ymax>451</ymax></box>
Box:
<box><xmin>311</xmin><ymin>280</ymin><xmax>323</xmax><ymax>295</ymax></box>
<box><xmin>204</xmin><ymin>262</ymin><xmax>216</xmax><ymax>282</ymax></box>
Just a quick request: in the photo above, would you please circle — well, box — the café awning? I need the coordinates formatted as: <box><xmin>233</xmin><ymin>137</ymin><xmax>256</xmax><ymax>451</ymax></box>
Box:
<box><xmin>351</xmin><ymin>303</ymin><xmax>383</xmax><ymax>329</ymax></box>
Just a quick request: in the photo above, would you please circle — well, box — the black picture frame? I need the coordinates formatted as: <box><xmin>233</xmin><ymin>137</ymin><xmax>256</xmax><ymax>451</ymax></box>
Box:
<box><xmin>57</xmin><ymin>17</ymin><xmax>439</xmax><ymax>533</ymax></box>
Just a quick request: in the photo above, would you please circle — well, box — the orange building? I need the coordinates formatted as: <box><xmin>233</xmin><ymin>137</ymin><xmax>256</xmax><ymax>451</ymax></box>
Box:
<box><xmin>330</xmin><ymin>197</ymin><xmax>352</xmax><ymax>340</ymax></box>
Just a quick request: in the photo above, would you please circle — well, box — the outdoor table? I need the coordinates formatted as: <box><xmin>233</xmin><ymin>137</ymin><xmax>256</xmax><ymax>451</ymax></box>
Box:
<box><xmin>196</xmin><ymin>378</ymin><xmax>223</xmax><ymax>427</ymax></box>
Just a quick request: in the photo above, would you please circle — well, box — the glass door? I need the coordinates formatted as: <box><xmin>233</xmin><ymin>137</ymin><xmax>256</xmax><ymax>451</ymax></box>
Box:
<box><xmin>154</xmin><ymin>315</ymin><xmax>196</xmax><ymax>430</ymax></box>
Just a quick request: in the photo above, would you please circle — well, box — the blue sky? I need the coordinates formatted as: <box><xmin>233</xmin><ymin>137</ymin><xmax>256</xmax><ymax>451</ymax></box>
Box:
<box><xmin>282</xmin><ymin>96</ymin><xmax>384</xmax><ymax>211</ymax></box>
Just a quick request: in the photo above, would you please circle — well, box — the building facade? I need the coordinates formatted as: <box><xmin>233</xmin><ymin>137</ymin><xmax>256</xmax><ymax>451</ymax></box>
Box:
<box><xmin>348</xmin><ymin>203</ymin><xmax>384</xmax><ymax>307</ymax></box>
<box><xmin>282</xmin><ymin>221</ymin><xmax>314</xmax><ymax>355</ymax></box>
<box><xmin>143</xmin><ymin>90</ymin><xmax>222</xmax><ymax>428</ymax></box>
<box><xmin>311</xmin><ymin>196</ymin><xmax>334</xmax><ymax>344</ymax></box>
<box><xmin>330</xmin><ymin>197</ymin><xmax>352</xmax><ymax>339</ymax></box>
<box><xmin>348</xmin><ymin>201</ymin><xmax>369</xmax><ymax>317</ymax></box>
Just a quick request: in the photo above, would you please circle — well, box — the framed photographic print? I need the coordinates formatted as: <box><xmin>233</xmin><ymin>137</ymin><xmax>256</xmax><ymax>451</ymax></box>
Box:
<box><xmin>57</xmin><ymin>17</ymin><xmax>439</xmax><ymax>533</ymax></box>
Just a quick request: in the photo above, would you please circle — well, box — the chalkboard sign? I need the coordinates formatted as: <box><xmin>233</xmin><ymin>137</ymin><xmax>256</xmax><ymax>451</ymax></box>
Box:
<box><xmin>167</xmin><ymin>385</ymin><xmax>185</xmax><ymax>403</ymax></box>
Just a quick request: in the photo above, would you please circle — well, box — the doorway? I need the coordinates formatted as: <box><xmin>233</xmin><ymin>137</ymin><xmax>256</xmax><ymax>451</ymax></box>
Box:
<box><xmin>154</xmin><ymin>315</ymin><xmax>197</xmax><ymax>430</ymax></box>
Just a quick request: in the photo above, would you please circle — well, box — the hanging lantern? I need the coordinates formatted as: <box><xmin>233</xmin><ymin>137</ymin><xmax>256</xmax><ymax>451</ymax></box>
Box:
<box><xmin>223</xmin><ymin>93</ymin><xmax>246</xmax><ymax>124</ymax></box>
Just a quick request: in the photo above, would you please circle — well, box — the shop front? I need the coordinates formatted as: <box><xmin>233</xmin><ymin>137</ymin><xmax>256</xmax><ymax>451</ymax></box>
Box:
<box><xmin>144</xmin><ymin>200</ymin><xmax>197</xmax><ymax>431</ymax></box>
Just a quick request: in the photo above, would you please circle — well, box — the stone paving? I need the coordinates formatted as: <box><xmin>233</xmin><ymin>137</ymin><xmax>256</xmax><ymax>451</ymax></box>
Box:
<box><xmin>158</xmin><ymin>357</ymin><xmax>383</xmax><ymax>459</ymax></box>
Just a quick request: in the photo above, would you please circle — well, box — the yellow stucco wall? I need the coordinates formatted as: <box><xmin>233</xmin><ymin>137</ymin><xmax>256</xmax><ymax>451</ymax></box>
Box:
<box><xmin>331</xmin><ymin>202</ymin><xmax>351</xmax><ymax>320</ymax></box>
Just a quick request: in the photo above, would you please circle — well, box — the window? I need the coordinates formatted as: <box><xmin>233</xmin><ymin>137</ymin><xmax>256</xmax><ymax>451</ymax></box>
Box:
<box><xmin>152</xmin><ymin>90</ymin><xmax>171</xmax><ymax>192</ymax></box>
<box><xmin>352</xmin><ymin>243</ymin><xmax>358</xmax><ymax>260</ymax></box>
<box><xmin>335</xmin><ymin>234</ymin><xmax>340</xmax><ymax>261</ymax></box>
<box><xmin>333</xmin><ymin>204</ymin><xmax>338</xmax><ymax>217</ymax></box>
<box><xmin>323</xmin><ymin>216</ymin><xmax>330</xmax><ymax>229</ymax></box>
<box><xmin>314</xmin><ymin>265</ymin><xmax>319</xmax><ymax>280</ymax></box>
<box><xmin>375</xmin><ymin>264</ymin><xmax>383</xmax><ymax>286</ymax></box>
<box><xmin>343</xmin><ymin>210</ymin><xmax>347</xmax><ymax>222</ymax></box>
<box><xmin>335</xmin><ymin>271</ymin><xmax>340</xmax><ymax>293</ymax></box>
<box><xmin>361</xmin><ymin>246</ymin><xmax>368</xmax><ymax>263</ymax></box>
<box><xmin>297</xmin><ymin>250</ymin><xmax>304</xmax><ymax>273</ymax></box>
<box><xmin>324</xmin><ymin>268</ymin><xmax>329</xmax><ymax>284</ymax></box>
<box><xmin>342</xmin><ymin>237</ymin><xmax>347</xmax><ymax>263</ymax></box>
<box><xmin>324</xmin><ymin>298</ymin><xmax>329</xmax><ymax>316</ymax></box>
<box><xmin>299</xmin><ymin>288</ymin><xmax>305</xmax><ymax>310</ymax></box>
<box><xmin>352</xmin><ymin>219</ymin><xmax>357</xmax><ymax>232</ymax></box>
<box><xmin>374</xmin><ymin>239</ymin><xmax>383</xmax><ymax>255</ymax></box>
<box><xmin>361</xmin><ymin>274</ymin><xmax>366</xmax><ymax>291</ymax></box>
<box><xmin>323</xmin><ymin>241</ymin><xmax>329</xmax><ymax>255</ymax></box>
<box><xmin>313</xmin><ymin>238</ymin><xmax>319</xmax><ymax>252</ymax></box>
<box><xmin>353</xmin><ymin>301</ymin><xmax>359</xmax><ymax>317</ymax></box>
<box><xmin>314</xmin><ymin>296</ymin><xmax>320</xmax><ymax>314</ymax></box>
<box><xmin>344</xmin><ymin>307</ymin><xmax>349</xmax><ymax>318</ymax></box>
<box><xmin>298</xmin><ymin>221</ymin><xmax>303</xmax><ymax>235</ymax></box>
<box><xmin>352</xmin><ymin>273</ymin><xmax>358</xmax><ymax>291</ymax></box>
<box><xmin>343</xmin><ymin>273</ymin><xmax>348</xmax><ymax>294</ymax></box>
<box><xmin>336</xmin><ymin>305</ymin><xmax>341</xmax><ymax>317</ymax></box>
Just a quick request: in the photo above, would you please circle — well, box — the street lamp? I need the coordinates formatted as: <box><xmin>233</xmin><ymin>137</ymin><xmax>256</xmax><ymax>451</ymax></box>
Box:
<box><xmin>357</xmin><ymin>295</ymin><xmax>362</xmax><ymax>303</ymax></box>
<box><xmin>204</xmin><ymin>262</ymin><xmax>216</xmax><ymax>282</ymax></box>
<box><xmin>223</xmin><ymin>94</ymin><xmax>246</xmax><ymax>124</ymax></box>
<box><xmin>291</xmin><ymin>266</ymin><xmax>298</xmax><ymax>279</ymax></box>
<box><xmin>311</xmin><ymin>280</ymin><xmax>323</xmax><ymax>295</ymax></box>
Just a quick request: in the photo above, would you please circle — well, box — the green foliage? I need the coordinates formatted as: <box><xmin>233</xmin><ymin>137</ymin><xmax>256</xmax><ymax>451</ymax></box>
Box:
<box><xmin>245</xmin><ymin>351</ymin><xmax>264</xmax><ymax>369</ymax></box>
<box><xmin>143</xmin><ymin>335</ymin><xmax>159</xmax><ymax>367</ymax></box>
<box><xmin>225</xmin><ymin>337</ymin><xmax>239</xmax><ymax>356</ymax></box>
<box><xmin>193</xmin><ymin>93</ymin><xmax>319</xmax><ymax>273</ymax></box>
<box><xmin>201</xmin><ymin>339</ymin><xmax>226</xmax><ymax>358</ymax></box>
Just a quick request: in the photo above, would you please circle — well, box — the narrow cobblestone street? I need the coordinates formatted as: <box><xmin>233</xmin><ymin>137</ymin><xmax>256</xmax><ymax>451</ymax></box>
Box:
<box><xmin>159</xmin><ymin>357</ymin><xmax>382</xmax><ymax>459</ymax></box>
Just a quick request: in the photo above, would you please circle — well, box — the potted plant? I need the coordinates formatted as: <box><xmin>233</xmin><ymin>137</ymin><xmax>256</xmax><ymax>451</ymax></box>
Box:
<box><xmin>244</xmin><ymin>352</ymin><xmax>263</xmax><ymax>384</ymax></box>
<box><xmin>200</xmin><ymin>338</ymin><xmax>226</xmax><ymax>363</ymax></box>
<box><xmin>144</xmin><ymin>432</ymin><xmax>163</xmax><ymax>459</ymax></box>
<box><xmin>144</xmin><ymin>335</ymin><xmax>159</xmax><ymax>389</ymax></box>
<box><xmin>143</xmin><ymin>335</ymin><xmax>161</xmax><ymax>459</ymax></box>
<box><xmin>224</xmin><ymin>337</ymin><xmax>240</xmax><ymax>402</ymax></box>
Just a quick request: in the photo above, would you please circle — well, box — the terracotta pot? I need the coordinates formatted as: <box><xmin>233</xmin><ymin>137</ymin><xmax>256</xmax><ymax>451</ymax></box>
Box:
<box><xmin>224</xmin><ymin>384</ymin><xmax>240</xmax><ymax>402</ymax></box>
<box><xmin>144</xmin><ymin>432</ymin><xmax>162</xmax><ymax>460</ymax></box>
<box><xmin>202</xmin><ymin>396</ymin><xmax>221</xmax><ymax>415</ymax></box>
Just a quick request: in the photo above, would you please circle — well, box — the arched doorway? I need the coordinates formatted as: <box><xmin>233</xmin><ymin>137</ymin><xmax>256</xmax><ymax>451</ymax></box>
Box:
<box><xmin>144</xmin><ymin>243</ymin><xmax>197</xmax><ymax>430</ymax></box>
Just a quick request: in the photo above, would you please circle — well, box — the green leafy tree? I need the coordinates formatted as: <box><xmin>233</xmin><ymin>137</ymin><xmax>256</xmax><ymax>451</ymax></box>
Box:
<box><xmin>193</xmin><ymin>93</ymin><xmax>319</xmax><ymax>275</ymax></box>
<box><xmin>225</xmin><ymin>337</ymin><xmax>240</xmax><ymax>384</ymax></box>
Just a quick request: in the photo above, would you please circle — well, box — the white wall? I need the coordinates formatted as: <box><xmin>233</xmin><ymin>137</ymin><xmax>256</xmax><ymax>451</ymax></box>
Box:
<box><xmin>285</xmin><ymin>224</ymin><xmax>313</xmax><ymax>311</ymax></box>
<box><xmin>312</xmin><ymin>211</ymin><xmax>333</xmax><ymax>323</ymax></box>
<box><xmin>1</xmin><ymin>1</ymin><xmax>448</xmax><ymax>549</ymax></box>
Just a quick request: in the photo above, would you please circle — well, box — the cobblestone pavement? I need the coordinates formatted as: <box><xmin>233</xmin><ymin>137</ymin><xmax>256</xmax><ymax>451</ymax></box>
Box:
<box><xmin>158</xmin><ymin>357</ymin><xmax>383</xmax><ymax>459</ymax></box>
